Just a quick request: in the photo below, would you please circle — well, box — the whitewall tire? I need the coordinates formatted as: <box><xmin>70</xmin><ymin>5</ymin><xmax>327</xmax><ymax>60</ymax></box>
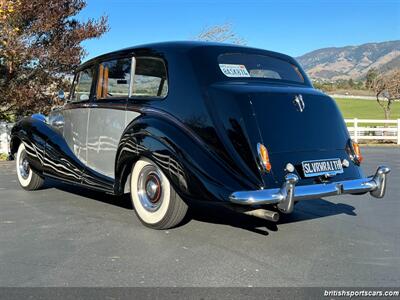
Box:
<box><xmin>16</xmin><ymin>143</ymin><xmax>44</xmax><ymax>190</ymax></box>
<box><xmin>130</xmin><ymin>158</ymin><xmax>188</xmax><ymax>229</ymax></box>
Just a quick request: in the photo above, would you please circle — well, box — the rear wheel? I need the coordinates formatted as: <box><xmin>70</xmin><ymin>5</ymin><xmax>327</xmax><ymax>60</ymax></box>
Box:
<box><xmin>16</xmin><ymin>143</ymin><xmax>44</xmax><ymax>190</ymax></box>
<box><xmin>130</xmin><ymin>158</ymin><xmax>188</xmax><ymax>229</ymax></box>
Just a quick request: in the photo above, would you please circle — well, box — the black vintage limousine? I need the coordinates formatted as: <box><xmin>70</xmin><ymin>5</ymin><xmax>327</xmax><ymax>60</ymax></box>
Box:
<box><xmin>10</xmin><ymin>41</ymin><xmax>390</xmax><ymax>229</ymax></box>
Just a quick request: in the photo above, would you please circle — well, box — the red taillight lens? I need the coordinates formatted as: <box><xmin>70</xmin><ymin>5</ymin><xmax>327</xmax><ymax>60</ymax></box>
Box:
<box><xmin>257</xmin><ymin>143</ymin><xmax>272</xmax><ymax>172</ymax></box>
<box><xmin>352</xmin><ymin>141</ymin><xmax>363</xmax><ymax>163</ymax></box>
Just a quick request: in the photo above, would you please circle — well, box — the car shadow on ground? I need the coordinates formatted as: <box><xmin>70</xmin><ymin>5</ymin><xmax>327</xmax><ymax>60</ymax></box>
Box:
<box><xmin>44</xmin><ymin>179</ymin><xmax>133</xmax><ymax>210</ymax></box>
<box><xmin>44</xmin><ymin>178</ymin><xmax>356</xmax><ymax>236</ymax></box>
<box><xmin>187</xmin><ymin>200</ymin><xmax>356</xmax><ymax>235</ymax></box>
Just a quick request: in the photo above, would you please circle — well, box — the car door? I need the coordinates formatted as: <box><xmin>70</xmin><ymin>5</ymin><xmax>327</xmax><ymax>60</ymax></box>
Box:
<box><xmin>86</xmin><ymin>56</ymin><xmax>139</xmax><ymax>179</ymax></box>
<box><xmin>62</xmin><ymin>66</ymin><xmax>95</xmax><ymax>166</ymax></box>
<box><xmin>44</xmin><ymin>66</ymin><xmax>95</xmax><ymax>182</ymax></box>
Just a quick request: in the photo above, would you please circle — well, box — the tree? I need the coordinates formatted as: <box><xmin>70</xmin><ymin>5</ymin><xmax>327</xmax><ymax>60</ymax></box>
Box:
<box><xmin>372</xmin><ymin>70</ymin><xmax>400</xmax><ymax>120</ymax></box>
<box><xmin>0</xmin><ymin>0</ymin><xmax>108</xmax><ymax>121</ymax></box>
<box><xmin>348</xmin><ymin>78</ymin><xmax>354</xmax><ymax>88</ymax></box>
<box><xmin>195</xmin><ymin>23</ymin><xmax>246</xmax><ymax>45</ymax></box>
<box><xmin>365</xmin><ymin>67</ymin><xmax>378</xmax><ymax>89</ymax></box>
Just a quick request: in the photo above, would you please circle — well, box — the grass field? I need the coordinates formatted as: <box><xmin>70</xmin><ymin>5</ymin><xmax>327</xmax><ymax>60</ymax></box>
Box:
<box><xmin>334</xmin><ymin>98</ymin><xmax>400</xmax><ymax>120</ymax></box>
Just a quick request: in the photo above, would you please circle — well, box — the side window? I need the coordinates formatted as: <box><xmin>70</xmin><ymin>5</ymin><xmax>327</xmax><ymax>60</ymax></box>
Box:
<box><xmin>132</xmin><ymin>57</ymin><xmax>168</xmax><ymax>98</ymax></box>
<box><xmin>97</xmin><ymin>58</ymin><xmax>131</xmax><ymax>99</ymax></box>
<box><xmin>71</xmin><ymin>67</ymin><xmax>94</xmax><ymax>102</ymax></box>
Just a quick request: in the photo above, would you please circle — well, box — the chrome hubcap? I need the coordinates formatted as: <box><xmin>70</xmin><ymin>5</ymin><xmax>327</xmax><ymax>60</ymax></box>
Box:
<box><xmin>137</xmin><ymin>165</ymin><xmax>163</xmax><ymax>212</ymax></box>
<box><xmin>19</xmin><ymin>150</ymin><xmax>30</xmax><ymax>180</ymax></box>
<box><xmin>146</xmin><ymin>177</ymin><xmax>159</xmax><ymax>200</ymax></box>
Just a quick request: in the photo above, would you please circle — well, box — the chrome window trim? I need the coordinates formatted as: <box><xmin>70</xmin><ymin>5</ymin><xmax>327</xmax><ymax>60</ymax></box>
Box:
<box><xmin>128</xmin><ymin>56</ymin><xmax>136</xmax><ymax>98</ymax></box>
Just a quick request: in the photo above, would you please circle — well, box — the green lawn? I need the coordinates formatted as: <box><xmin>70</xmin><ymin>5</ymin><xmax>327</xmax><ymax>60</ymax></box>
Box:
<box><xmin>334</xmin><ymin>98</ymin><xmax>400</xmax><ymax>120</ymax></box>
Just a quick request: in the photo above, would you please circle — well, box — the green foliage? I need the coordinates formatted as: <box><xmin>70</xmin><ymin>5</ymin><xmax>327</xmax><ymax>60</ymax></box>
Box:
<box><xmin>0</xmin><ymin>113</ymin><xmax>16</xmax><ymax>122</ymax></box>
<box><xmin>0</xmin><ymin>153</ymin><xmax>8</xmax><ymax>160</ymax></box>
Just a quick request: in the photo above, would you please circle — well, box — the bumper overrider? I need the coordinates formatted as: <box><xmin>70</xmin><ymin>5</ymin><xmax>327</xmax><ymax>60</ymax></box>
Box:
<box><xmin>229</xmin><ymin>166</ymin><xmax>390</xmax><ymax>216</ymax></box>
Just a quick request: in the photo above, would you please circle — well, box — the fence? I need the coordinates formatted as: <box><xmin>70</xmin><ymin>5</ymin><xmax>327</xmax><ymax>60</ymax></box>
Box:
<box><xmin>345</xmin><ymin>119</ymin><xmax>400</xmax><ymax>145</ymax></box>
<box><xmin>0</xmin><ymin>119</ymin><xmax>399</xmax><ymax>155</ymax></box>
<box><xmin>0</xmin><ymin>122</ymin><xmax>13</xmax><ymax>155</ymax></box>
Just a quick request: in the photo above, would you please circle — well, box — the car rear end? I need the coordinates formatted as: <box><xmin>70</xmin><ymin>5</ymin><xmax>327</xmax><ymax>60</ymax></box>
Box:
<box><xmin>200</xmin><ymin>46</ymin><xmax>390</xmax><ymax>221</ymax></box>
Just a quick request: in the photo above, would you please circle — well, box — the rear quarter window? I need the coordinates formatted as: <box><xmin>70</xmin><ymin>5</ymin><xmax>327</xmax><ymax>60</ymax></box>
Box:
<box><xmin>131</xmin><ymin>57</ymin><xmax>168</xmax><ymax>98</ymax></box>
<box><xmin>218</xmin><ymin>53</ymin><xmax>304</xmax><ymax>84</ymax></box>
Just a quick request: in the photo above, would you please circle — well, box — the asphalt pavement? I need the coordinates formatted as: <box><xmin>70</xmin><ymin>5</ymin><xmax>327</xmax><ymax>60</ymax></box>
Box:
<box><xmin>0</xmin><ymin>147</ymin><xmax>399</xmax><ymax>287</ymax></box>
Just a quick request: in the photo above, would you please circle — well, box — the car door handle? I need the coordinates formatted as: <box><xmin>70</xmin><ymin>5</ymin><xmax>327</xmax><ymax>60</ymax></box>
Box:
<box><xmin>81</xmin><ymin>103</ymin><xmax>97</xmax><ymax>108</ymax></box>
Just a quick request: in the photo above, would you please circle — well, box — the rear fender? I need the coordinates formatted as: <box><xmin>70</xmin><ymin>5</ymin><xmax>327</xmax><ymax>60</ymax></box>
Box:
<box><xmin>115</xmin><ymin>115</ymin><xmax>257</xmax><ymax>203</ymax></box>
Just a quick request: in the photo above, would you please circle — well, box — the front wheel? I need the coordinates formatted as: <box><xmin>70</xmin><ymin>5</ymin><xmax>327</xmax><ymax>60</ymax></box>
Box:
<box><xmin>16</xmin><ymin>143</ymin><xmax>44</xmax><ymax>190</ymax></box>
<box><xmin>130</xmin><ymin>158</ymin><xmax>188</xmax><ymax>229</ymax></box>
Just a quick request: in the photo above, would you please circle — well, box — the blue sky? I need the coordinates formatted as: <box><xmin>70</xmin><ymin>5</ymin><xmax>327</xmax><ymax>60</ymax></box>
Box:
<box><xmin>79</xmin><ymin>0</ymin><xmax>400</xmax><ymax>61</ymax></box>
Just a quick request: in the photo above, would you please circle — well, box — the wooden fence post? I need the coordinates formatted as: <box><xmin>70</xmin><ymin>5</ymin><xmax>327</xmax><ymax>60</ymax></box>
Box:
<box><xmin>354</xmin><ymin>118</ymin><xmax>358</xmax><ymax>142</ymax></box>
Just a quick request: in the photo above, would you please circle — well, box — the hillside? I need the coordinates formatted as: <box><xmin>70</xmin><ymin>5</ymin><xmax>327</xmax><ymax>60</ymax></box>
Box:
<box><xmin>297</xmin><ymin>40</ymin><xmax>400</xmax><ymax>81</ymax></box>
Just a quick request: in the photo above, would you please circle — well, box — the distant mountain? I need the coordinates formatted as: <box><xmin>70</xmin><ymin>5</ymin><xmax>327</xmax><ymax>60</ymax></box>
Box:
<box><xmin>297</xmin><ymin>40</ymin><xmax>400</xmax><ymax>81</ymax></box>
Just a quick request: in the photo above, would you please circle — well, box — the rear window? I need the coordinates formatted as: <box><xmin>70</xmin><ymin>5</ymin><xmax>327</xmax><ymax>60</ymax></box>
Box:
<box><xmin>218</xmin><ymin>53</ymin><xmax>304</xmax><ymax>83</ymax></box>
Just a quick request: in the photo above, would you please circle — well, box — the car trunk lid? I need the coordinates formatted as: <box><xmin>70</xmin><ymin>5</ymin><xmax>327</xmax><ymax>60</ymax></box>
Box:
<box><xmin>206</xmin><ymin>82</ymin><xmax>353</xmax><ymax>186</ymax></box>
<box><xmin>248</xmin><ymin>88</ymin><xmax>349</xmax><ymax>154</ymax></box>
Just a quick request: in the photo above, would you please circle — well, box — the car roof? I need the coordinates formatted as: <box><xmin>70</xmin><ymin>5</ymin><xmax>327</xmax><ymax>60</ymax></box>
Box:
<box><xmin>78</xmin><ymin>41</ymin><xmax>296</xmax><ymax>70</ymax></box>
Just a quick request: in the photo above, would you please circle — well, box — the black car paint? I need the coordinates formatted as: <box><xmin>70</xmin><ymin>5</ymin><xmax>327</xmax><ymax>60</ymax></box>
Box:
<box><xmin>10</xmin><ymin>41</ymin><xmax>362</xmax><ymax>204</ymax></box>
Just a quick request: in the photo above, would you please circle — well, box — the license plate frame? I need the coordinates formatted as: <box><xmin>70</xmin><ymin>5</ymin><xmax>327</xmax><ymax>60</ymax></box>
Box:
<box><xmin>301</xmin><ymin>158</ymin><xmax>343</xmax><ymax>178</ymax></box>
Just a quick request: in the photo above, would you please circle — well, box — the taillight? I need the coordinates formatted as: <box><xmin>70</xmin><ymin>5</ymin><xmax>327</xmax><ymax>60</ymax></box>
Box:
<box><xmin>257</xmin><ymin>143</ymin><xmax>272</xmax><ymax>172</ymax></box>
<box><xmin>352</xmin><ymin>140</ymin><xmax>363</xmax><ymax>163</ymax></box>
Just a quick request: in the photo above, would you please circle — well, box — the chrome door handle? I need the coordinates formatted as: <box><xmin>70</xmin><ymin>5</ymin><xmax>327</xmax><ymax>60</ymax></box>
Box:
<box><xmin>53</xmin><ymin>120</ymin><xmax>64</xmax><ymax>126</ymax></box>
<box><xmin>82</xmin><ymin>103</ymin><xmax>97</xmax><ymax>108</ymax></box>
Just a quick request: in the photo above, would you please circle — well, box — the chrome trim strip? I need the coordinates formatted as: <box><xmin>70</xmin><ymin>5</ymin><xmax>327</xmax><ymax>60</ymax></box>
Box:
<box><xmin>128</xmin><ymin>57</ymin><xmax>136</xmax><ymax>98</ymax></box>
<box><xmin>229</xmin><ymin>166</ymin><xmax>391</xmax><ymax>214</ymax></box>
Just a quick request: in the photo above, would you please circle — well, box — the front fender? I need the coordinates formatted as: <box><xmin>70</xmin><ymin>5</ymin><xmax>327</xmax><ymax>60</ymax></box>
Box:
<box><xmin>115</xmin><ymin>114</ymin><xmax>259</xmax><ymax>203</ymax></box>
<box><xmin>11</xmin><ymin>117</ymin><xmax>86</xmax><ymax>184</ymax></box>
<box><xmin>11</xmin><ymin>117</ymin><xmax>54</xmax><ymax>174</ymax></box>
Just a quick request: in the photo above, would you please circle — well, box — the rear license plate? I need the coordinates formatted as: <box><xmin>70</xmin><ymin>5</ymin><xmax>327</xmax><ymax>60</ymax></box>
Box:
<box><xmin>302</xmin><ymin>158</ymin><xmax>343</xmax><ymax>178</ymax></box>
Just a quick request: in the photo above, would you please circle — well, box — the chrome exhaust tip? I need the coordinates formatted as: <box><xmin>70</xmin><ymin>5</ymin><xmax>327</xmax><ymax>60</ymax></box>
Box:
<box><xmin>230</xmin><ymin>206</ymin><xmax>280</xmax><ymax>222</ymax></box>
<box><xmin>243</xmin><ymin>208</ymin><xmax>280</xmax><ymax>222</ymax></box>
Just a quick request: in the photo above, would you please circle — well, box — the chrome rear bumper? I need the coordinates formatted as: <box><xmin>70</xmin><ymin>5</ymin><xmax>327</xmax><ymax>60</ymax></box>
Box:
<box><xmin>229</xmin><ymin>166</ymin><xmax>390</xmax><ymax>214</ymax></box>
